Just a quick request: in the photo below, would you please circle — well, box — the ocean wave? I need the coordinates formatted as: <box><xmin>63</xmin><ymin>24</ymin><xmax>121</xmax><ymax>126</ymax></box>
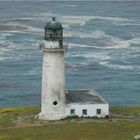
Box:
<box><xmin>7</xmin><ymin>17</ymin><xmax>39</xmax><ymax>22</ymax></box>
<box><xmin>116</xmin><ymin>23</ymin><xmax>140</xmax><ymax>26</ymax></box>
<box><xmin>68</xmin><ymin>39</ymin><xmax>130</xmax><ymax>49</ymax></box>
<box><xmin>67</xmin><ymin>40</ymin><xmax>140</xmax><ymax>71</ymax></box>
<box><xmin>0</xmin><ymin>23</ymin><xmax>28</xmax><ymax>31</ymax></box>
<box><xmin>36</xmin><ymin>12</ymin><xmax>131</xmax><ymax>27</ymax></box>
<box><xmin>0</xmin><ymin>57</ymin><xmax>9</xmax><ymax>61</ymax></box>
<box><xmin>61</xmin><ymin>17</ymin><xmax>87</xmax><ymax>26</ymax></box>
<box><xmin>65</xmin><ymin>29</ymin><xmax>136</xmax><ymax>50</ymax></box>
<box><xmin>128</xmin><ymin>38</ymin><xmax>140</xmax><ymax>45</ymax></box>
<box><xmin>0</xmin><ymin>31</ymin><xmax>40</xmax><ymax>62</ymax></box>
<box><xmin>0</xmin><ymin>37</ymin><xmax>22</xmax><ymax>61</ymax></box>
<box><xmin>66</xmin><ymin>63</ymin><xmax>91</xmax><ymax>71</ymax></box>
<box><xmin>99</xmin><ymin>61</ymin><xmax>134</xmax><ymax>70</ymax></box>
<box><xmin>1</xmin><ymin>14</ymin><xmax>132</xmax><ymax>34</ymax></box>
<box><xmin>68</xmin><ymin>43</ymin><xmax>95</xmax><ymax>48</ymax></box>
<box><xmin>0</xmin><ymin>22</ymin><xmax>43</xmax><ymax>33</ymax></box>
<box><xmin>84</xmin><ymin>53</ymin><xmax>111</xmax><ymax>61</ymax></box>
<box><xmin>68</xmin><ymin>52</ymin><xmax>111</xmax><ymax>68</ymax></box>
<box><xmin>38</xmin><ymin>12</ymin><xmax>130</xmax><ymax>22</ymax></box>
<box><xmin>62</xmin><ymin>4</ymin><xmax>76</xmax><ymax>8</ymax></box>
<box><xmin>64</xmin><ymin>30</ymin><xmax>106</xmax><ymax>38</ymax></box>
<box><xmin>66</xmin><ymin>60</ymin><xmax>139</xmax><ymax>71</ymax></box>
<box><xmin>68</xmin><ymin>30</ymin><xmax>140</xmax><ymax>50</ymax></box>
<box><xmin>23</xmin><ymin>68</ymin><xmax>41</xmax><ymax>76</ymax></box>
<box><xmin>106</xmin><ymin>40</ymin><xmax>130</xmax><ymax>49</ymax></box>
<box><xmin>61</xmin><ymin>15</ymin><xmax>132</xmax><ymax>27</ymax></box>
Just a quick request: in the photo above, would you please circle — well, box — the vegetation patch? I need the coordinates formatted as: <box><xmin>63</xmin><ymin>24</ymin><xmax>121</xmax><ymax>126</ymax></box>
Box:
<box><xmin>0</xmin><ymin>106</ymin><xmax>40</xmax><ymax>129</ymax></box>
<box><xmin>110</xmin><ymin>106</ymin><xmax>140</xmax><ymax>116</ymax></box>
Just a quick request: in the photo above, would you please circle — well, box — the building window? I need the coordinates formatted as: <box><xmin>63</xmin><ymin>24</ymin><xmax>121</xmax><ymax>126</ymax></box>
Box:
<box><xmin>82</xmin><ymin>109</ymin><xmax>87</xmax><ymax>115</ymax></box>
<box><xmin>97</xmin><ymin>109</ymin><xmax>101</xmax><ymax>115</ymax></box>
<box><xmin>70</xmin><ymin>109</ymin><xmax>75</xmax><ymax>115</ymax></box>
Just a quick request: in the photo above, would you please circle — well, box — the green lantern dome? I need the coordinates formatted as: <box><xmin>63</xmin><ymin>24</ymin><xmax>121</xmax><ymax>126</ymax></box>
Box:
<box><xmin>45</xmin><ymin>17</ymin><xmax>63</xmax><ymax>30</ymax></box>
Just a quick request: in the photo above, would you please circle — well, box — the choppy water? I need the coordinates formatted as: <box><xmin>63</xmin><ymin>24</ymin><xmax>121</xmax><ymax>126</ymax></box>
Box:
<box><xmin>0</xmin><ymin>1</ymin><xmax>140</xmax><ymax>107</ymax></box>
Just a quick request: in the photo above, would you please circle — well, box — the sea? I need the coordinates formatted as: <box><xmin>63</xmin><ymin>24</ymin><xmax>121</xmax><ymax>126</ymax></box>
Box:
<box><xmin>0</xmin><ymin>1</ymin><xmax>140</xmax><ymax>107</ymax></box>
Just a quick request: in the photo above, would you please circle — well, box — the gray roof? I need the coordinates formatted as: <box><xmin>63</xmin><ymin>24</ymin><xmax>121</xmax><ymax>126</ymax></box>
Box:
<box><xmin>65</xmin><ymin>90</ymin><xmax>107</xmax><ymax>105</ymax></box>
<box><xmin>45</xmin><ymin>17</ymin><xmax>63</xmax><ymax>30</ymax></box>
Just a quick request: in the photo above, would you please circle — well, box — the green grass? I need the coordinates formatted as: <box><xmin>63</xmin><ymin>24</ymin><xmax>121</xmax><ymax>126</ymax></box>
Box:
<box><xmin>0</xmin><ymin>106</ymin><xmax>40</xmax><ymax>129</ymax></box>
<box><xmin>0</xmin><ymin>120</ymin><xmax>140</xmax><ymax>140</ymax></box>
<box><xmin>110</xmin><ymin>106</ymin><xmax>140</xmax><ymax>116</ymax></box>
<box><xmin>0</xmin><ymin>106</ymin><xmax>139</xmax><ymax>140</ymax></box>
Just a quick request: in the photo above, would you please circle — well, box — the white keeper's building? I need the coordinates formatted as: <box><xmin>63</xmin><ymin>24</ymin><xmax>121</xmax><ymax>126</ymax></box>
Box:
<box><xmin>39</xmin><ymin>17</ymin><xmax>109</xmax><ymax>120</ymax></box>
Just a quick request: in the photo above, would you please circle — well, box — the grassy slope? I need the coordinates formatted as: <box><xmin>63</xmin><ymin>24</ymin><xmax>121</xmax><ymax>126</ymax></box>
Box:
<box><xmin>110</xmin><ymin>106</ymin><xmax>140</xmax><ymax>116</ymax></box>
<box><xmin>0</xmin><ymin>106</ymin><xmax>139</xmax><ymax>140</ymax></box>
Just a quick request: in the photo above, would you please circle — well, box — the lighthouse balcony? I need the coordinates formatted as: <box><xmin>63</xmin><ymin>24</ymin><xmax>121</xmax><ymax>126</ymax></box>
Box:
<box><xmin>39</xmin><ymin>41</ymin><xmax>68</xmax><ymax>52</ymax></box>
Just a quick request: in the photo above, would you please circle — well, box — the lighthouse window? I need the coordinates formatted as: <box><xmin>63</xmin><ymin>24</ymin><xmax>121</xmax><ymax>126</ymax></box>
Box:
<box><xmin>53</xmin><ymin>101</ymin><xmax>58</xmax><ymax>106</ymax></box>
<box><xmin>50</xmin><ymin>34</ymin><xmax>52</xmax><ymax>38</ymax></box>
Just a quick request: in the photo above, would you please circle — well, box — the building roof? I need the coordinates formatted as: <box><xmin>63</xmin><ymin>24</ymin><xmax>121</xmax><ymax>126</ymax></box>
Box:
<box><xmin>65</xmin><ymin>89</ymin><xmax>108</xmax><ymax>105</ymax></box>
<box><xmin>45</xmin><ymin>17</ymin><xmax>63</xmax><ymax>30</ymax></box>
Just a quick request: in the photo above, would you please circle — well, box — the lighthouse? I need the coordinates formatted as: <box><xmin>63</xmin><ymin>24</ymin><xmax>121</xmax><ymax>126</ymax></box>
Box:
<box><xmin>39</xmin><ymin>17</ymin><xmax>66</xmax><ymax>120</ymax></box>
<box><xmin>39</xmin><ymin>17</ymin><xmax>109</xmax><ymax>120</ymax></box>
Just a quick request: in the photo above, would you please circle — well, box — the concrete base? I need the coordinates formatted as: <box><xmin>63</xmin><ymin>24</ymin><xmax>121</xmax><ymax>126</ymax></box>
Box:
<box><xmin>38</xmin><ymin>112</ymin><xmax>66</xmax><ymax>120</ymax></box>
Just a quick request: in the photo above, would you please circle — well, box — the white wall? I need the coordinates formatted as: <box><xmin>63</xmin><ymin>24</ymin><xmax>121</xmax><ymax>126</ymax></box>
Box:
<box><xmin>39</xmin><ymin>48</ymin><xmax>66</xmax><ymax>120</ymax></box>
<box><xmin>66</xmin><ymin>103</ymin><xmax>109</xmax><ymax>118</ymax></box>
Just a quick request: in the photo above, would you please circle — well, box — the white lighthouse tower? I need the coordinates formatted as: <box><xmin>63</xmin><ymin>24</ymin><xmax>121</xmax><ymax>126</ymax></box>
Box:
<box><xmin>39</xmin><ymin>17</ymin><xmax>66</xmax><ymax>120</ymax></box>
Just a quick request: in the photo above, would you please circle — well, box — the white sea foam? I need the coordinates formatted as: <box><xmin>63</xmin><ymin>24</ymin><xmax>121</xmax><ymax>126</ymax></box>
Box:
<box><xmin>128</xmin><ymin>38</ymin><xmax>140</xmax><ymax>45</ymax></box>
<box><xmin>0</xmin><ymin>39</ymin><xmax>6</xmax><ymax>45</ymax></box>
<box><xmin>0</xmin><ymin>31</ymin><xmax>40</xmax><ymax>62</ymax></box>
<box><xmin>62</xmin><ymin>4</ymin><xmax>76</xmax><ymax>8</ymax></box>
<box><xmin>26</xmin><ymin>26</ymin><xmax>43</xmax><ymax>33</ymax></box>
<box><xmin>0</xmin><ymin>22</ymin><xmax>43</xmax><ymax>33</ymax></box>
<box><xmin>67</xmin><ymin>52</ymin><xmax>137</xmax><ymax>71</ymax></box>
<box><xmin>63</xmin><ymin>24</ymin><xmax>70</xmax><ymax>29</ymax></box>
<box><xmin>68</xmin><ymin>43</ymin><xmax>94</xmax><ymax>48</ymax></box>
<box><xmin>7</xmin><ymin>17</ymin><xmax>39</xmax><ymax>22</ymax></box>
<box><xmin>1</xmin><ymin>14</ymin><xmax>132</xmax><ymax>34</ymax></box>
<box><xmin>0</xmin><ymin>22</ymin><xmax>28</xmax><ymax>31</ymax></box>
<box><xmin>68</xmin><ymin>38</ymin><xmax>140</xmax><ymax>71</ymax></box>
<box><xmin>116</xmin><ymin>22</ymin><xmax>140</xmax><ymax>26</ymax></box>
<box><xmin>23</xmin><ymin>68</ymin><xmax>41</xmax><ymax>76</ymax></box>
<box><xmin>105</xmin><ymin>40</ymin><xmax>130</xmax><ymax>49</ymax></box>
<box><xmin>68</xmin><ymin>43</ymin><xmax>113</xmax><ymax>51</ymax></box>
<box><xmin>84</xmin><ymin>53</ymin><xmax>111</xmax><ymax>61</ymax></box>
<box><xmin>0</xmin><ymin>36</ymin><xmax>20</xmax><ymax>61</ymax></box>
<box><xmin>66</xmin><ymin>62</ymin><xmax>90</xmax><ymax>71</ymax></box>
<box><xmin>61</xmin><ymin>17</ymin><xmax>87</xmax><ymax>26</ymax></box>
<box><xmin>68</xmin><ymin>38</ymin><xmax>130</xmax><ymax>49</ymax></box>
<box><xmin>37</xmin><ymin>12</ymin><xmax>54</xmax><ymax>17</ymax></box>
<box><xmin>38</xmin><ymin>13</ymin><xmax>131</xmax><ymax>28</ymax></box>
<box><xmin>61</xmin><ymin>15</ymin><xmax>131</xmax><ymax>27</ymax></box>
<box><xmin>68</xmin><ymin>50</ymin><xmax>111</xmax><ymax>65</ymax></box>
<box><xmin>0</xmin><ymin>56</ymin><xmax>10</xmax><ymax>61</ymax></box>
<box><xmin>65</xmin><ymin>29</ymin><xmax>132</xmax><ymax>50</ymax></box>
<box><xmin>0</xmin><ymin>57</ymin><xmax>5</xmax><ymax>61</ymax></box>
<box><xmin>99</xmin><ymin>61</ymin><xmax>134</xmax><ymax>70</ymax></box>
<box><xmin>0</xmin><ymin>32</ymin><xmax>13</xmax><ymax>38</ymax></box>
<box><xmin>64</xmin><ymin>30</ymin><xmax>107</xmax><ymax>39</ymax></box>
